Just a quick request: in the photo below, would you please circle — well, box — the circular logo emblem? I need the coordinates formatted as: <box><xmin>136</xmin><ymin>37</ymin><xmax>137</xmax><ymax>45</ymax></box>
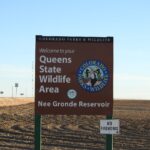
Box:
<box><xmin>67</xmin><ymin>89</ymin><xmax>77</xmax><ymax>99</ymax></box>
<box><xmin>77</xmin><ymin>60</ymin><xmax>109</xmax><ymax>92</ymax></box>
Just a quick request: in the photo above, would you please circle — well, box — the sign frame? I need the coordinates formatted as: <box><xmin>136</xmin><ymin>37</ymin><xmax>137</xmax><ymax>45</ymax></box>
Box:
<box><xmin>35</xmin><ymin>35</ymin><xmax>113</xmax><ymax>115</ymax></box>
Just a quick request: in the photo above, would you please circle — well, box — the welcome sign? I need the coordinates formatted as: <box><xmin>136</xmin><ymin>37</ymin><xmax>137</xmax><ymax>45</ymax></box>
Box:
<box><xmin>35</xmin><ymin>36</ymin><xmax>113</xmax><ymax>115</ymax></box>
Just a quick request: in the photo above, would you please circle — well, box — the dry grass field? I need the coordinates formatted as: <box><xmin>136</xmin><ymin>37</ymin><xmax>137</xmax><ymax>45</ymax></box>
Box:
<box><xmin>0</xmin><ymin>98</ymin><xmax>149</xmax><ymax>150</ymax></box>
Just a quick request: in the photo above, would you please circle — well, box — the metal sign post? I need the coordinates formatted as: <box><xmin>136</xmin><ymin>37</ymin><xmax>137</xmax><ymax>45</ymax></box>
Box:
<box><xmin>35</xmin><ymin>114</ymin><xmax>41</xmax><ymax>150</ymax></box>
<box><xmin>106</xmin><ymin>115</ymin><xmax>113</xmax><ymax>150</ymax></box>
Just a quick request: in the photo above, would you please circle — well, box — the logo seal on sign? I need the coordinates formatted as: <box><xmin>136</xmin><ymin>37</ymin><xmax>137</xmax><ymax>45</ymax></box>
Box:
<box><xmin>77</xmin><ymin>60</ymin><xmax>109</xmax><ymax>92</ymax></box>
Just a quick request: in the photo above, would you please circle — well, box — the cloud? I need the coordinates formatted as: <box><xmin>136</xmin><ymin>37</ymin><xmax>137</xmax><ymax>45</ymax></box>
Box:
<box><xmin>114</xmin><ymin>73</ymin><xmax>150</xmax><ymax>100</ymax></box>
<box><xmin>115</xmin><ymin>73</ymin><xmax>150</xmax><ymax>81</ymax></box>
<box><xmin>0</xmin><ymin>64</ymin><xmax>34</xmax><ymax>78</ymax></box>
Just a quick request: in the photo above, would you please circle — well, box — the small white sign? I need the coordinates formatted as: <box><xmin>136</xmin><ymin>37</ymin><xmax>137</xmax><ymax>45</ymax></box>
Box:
<box><xmin>100</xmin><ymin>119</ymin><xmax>120</xmax><ymax>134</ymax></box>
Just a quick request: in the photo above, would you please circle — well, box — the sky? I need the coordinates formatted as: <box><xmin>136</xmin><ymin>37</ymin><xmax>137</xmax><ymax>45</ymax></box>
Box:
<box><xmin>0</xmin><ymin>0</ymin><xmax>150</xmax><ymax>100</ymax></box>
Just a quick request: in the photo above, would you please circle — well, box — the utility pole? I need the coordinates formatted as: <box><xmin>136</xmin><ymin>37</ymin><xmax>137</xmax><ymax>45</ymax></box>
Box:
<box><xmin>15</xmin><ymin>83</ymin><xmax>19</xmax><ymax>97</ymax></box>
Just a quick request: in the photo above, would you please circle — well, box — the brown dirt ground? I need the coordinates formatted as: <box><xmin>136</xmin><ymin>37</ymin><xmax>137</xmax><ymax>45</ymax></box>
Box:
<box><xmin>0</xmin><ymin>98</ymin><xmax>149</xmax><ymax>150</ymax></box>
<box><xmin>0</xmin><ymin>97</ymin><xmax>34</xmax><ymax>107</ymax></box>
